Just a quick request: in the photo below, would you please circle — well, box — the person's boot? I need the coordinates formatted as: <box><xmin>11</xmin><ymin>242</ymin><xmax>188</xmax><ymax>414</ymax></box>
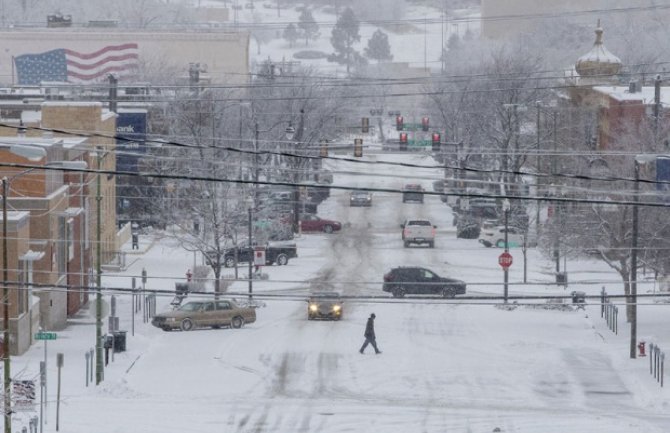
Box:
<box><xmin>359</xmin><ymin>349</ymin><xmax>364</xmax><ymax>354</ymax></box>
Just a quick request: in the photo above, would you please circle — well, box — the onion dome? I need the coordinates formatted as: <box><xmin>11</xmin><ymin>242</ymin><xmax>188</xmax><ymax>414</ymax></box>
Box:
<box><xmin>575</xmin><ymin>20</ymin><xmax>621</xmax><ymax>78</ymax></box>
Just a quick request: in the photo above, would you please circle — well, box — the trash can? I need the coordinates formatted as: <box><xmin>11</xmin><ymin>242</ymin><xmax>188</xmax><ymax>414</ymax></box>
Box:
<box><xmin>556</xmin><ymin>272</ymin><xmax>568</xmax><ymax>286</ymax></box>
<box><xmin>103</xmin><ymin>334</ymin><xmax>113</xmax><ymax>350</ymax></box>
<box><xmin>571</xmin><ymin>291</ymin><xmax>586</xmax><ymax>304</ymax></box>
<box><xmin>113</xmin><ymin>331</ymin><xmax>127</xmax><ymax>353</ymax></box>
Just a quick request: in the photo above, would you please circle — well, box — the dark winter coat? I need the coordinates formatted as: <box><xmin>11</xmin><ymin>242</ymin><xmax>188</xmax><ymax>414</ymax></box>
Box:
<box><xmin>364</xmin><ymin>317</ymin><xmax>375</xmax><ymax>338</ymax></box>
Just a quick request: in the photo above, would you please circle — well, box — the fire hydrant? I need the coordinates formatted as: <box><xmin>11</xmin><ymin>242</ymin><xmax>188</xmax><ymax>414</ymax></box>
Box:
<box><xmin>638</xmin><ymin>341</ymin><xmax>647</xmax><ymax>357</ymax></box>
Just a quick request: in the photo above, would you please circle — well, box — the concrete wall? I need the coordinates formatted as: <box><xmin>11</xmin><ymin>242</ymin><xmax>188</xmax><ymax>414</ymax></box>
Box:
<box><xmin>0</xmin><ymin>29</ymin><xmax>249</xmax><ymax>85</ymax></box>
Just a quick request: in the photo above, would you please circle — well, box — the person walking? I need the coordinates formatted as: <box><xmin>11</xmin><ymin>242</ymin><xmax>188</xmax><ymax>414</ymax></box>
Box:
<box><xmin>359</xmin><ymin>313</ymin><xmax>381</xmax><ymax>354</ymax></box>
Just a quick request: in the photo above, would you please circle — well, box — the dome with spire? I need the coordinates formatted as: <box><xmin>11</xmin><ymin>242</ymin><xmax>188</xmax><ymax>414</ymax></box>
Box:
<box><xmin>575</xmin><ymin>20</ymin><xmax>622</xmax><ymax>78</ymax></box>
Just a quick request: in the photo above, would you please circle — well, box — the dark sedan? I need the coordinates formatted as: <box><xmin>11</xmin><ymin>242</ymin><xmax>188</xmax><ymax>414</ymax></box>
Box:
<box><xmin>349</xmin><ymin>190</ymin><xmax>372</xmax><ymax>207</ymax></box>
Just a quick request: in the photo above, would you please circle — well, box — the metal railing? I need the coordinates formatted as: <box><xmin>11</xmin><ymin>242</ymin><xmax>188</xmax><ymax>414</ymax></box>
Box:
<box><xmin>600</xmin><ymin>287</ymin><xmax>618</xmax><ymax>335</ymax></box>
<box><xmin>649</xmin><ymin>343</ymin><xmax>665</xmax><ymax>387</ymax></box>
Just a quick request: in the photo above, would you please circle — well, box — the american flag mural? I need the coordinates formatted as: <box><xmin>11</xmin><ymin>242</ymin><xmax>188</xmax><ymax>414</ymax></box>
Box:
<box><xmin>14</xmin><ymin>43</ymin><xmax>139</xmax><ymax>85</ymax></box>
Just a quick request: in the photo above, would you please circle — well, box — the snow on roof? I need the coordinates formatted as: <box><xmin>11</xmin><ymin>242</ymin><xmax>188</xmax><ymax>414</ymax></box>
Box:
<box><xmin>592</xmin><ymin>86</ymin><xmax>670</xmax><ymax>107</ymax></box>
<box><xmin>41</xmin><ymin>101</ymin><xmax>102</xmax><ymax>108</ymax></box>
<box><xmin>21</xmin><ymin>110</ymin><xmax>41</xmax><ymax>123</ymax></box>
<box><xmin>0</xmin><ymin>210</ymin><xmax>30</xmax><ymax>223</ymax></box>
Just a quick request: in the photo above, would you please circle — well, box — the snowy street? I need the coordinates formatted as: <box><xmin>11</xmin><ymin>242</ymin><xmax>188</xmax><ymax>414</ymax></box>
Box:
<box><xmin>11</xmin><ymin>153</ymin><xmax>670</xmax><ymax>433</ymax></box>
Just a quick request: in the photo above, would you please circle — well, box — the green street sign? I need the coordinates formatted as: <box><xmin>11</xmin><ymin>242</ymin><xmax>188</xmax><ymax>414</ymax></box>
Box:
<box><xmin>34</xmin><ymin>332</ymin><xmax>57</xmax><ymax>341</ymax></box>
<box><xmin>408</xmin><ymin>139</ymin><xmax>431</xmax><ymax>147</ymax></box>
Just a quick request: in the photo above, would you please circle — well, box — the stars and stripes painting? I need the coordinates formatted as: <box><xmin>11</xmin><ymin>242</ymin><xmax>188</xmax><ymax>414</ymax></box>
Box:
<box><xmin>14</xmin><ymin>43</ymin><xmax>139</xmax><ymax>85</ymax></box>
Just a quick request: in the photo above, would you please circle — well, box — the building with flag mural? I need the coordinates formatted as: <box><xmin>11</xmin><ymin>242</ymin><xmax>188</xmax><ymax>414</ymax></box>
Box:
<box><xmin>0</xmin><ymin>28</ymin><xmax>249</xmax><ymax>86</ymax></box>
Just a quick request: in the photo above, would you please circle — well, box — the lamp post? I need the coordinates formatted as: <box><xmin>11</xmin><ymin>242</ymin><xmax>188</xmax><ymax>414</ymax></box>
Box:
<box><xmin>503</xmin><ymin>198</ymin><xmax>511</xmax><ymax>303</ymax></box>
<box><xmin>283</xmin><ymin>123</ymin><xmax>300</xmax><ymax>233</ymax></box>
<box><xmin>94</xmin><ymin>148</ymin><xmax>106</xmax><ymax>385</ymax></box>
<box><xmin>246</xmin><ymin>196</ymin><xmax>253</xmax><ymax>301</ymax></box>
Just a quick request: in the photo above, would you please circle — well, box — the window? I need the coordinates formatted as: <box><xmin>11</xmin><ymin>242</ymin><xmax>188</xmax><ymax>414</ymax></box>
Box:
<box><xmin>57</xmin><ymin>215</ymin><xmax>67</xmax><ymax>276</ymax></box>
<box><xmin>422</xmin><ymin>269</ymin><xmax>435</xmax><ymax>279</ymax></box>
<box><xmin>17</xmin><ymin>260</ymin><xmax>27</xmax><ymax>316</ymax></box>
<box><xmin>216</xmin><ymin>301</ymin><xmax>231</xmax><ymax>310</ymax></box>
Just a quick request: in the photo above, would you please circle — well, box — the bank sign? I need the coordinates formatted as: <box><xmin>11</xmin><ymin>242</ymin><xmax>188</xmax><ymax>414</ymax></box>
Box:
<box><xmin>116</xmin><ymin>109</ymin><xmax>147</xmax><ymax>172</ymax></box>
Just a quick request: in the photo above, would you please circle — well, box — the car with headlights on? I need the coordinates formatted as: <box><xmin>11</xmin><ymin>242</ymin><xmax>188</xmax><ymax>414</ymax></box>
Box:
<box><xmin>307</xmin><ymin>291</ymin><xmax>343</xmax><ymax>320</ymax></box>
<box><xmin>151</xmin><ymin>299</ymin><xmax>256</xmax><ymax>331</ymax></box>
<box><xmin>349</xmin><ymin>190</ymin><xmax>372</xmax><ymax>207</ymax></box>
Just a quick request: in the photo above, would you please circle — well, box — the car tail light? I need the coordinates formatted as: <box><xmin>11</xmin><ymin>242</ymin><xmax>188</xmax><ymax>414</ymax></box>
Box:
<box><xmin>432</xmin><ymin>227</ymin><xmax>436</xmax><ymax>237</ymax></box>
<box><xmin>383</xmin><ymin>273</ymin><xmax>392</xmax><ymax>282</ymax></box>
<box><xmin>403</xmin><ymin>228</ymin><xmax>408</xmax><ymax>237</ymax></box>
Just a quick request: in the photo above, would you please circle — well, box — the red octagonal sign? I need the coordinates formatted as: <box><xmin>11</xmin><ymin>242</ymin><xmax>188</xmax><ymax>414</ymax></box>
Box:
<box><xmin>498</xmin><ymin>252</ymin><xmax>513</xmax><ymax>269</ymax></box>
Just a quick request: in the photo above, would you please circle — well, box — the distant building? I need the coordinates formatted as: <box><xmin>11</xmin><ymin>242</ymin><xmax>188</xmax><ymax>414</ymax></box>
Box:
<box><xmin>480</xmin><ymin>0</ymin><xmax>665</xmax><ymax>39</ymax></box>
<box><xmin>0</xmin><ymin>28</ymin><xmax>249</xmax><ymax>86</ymax></box>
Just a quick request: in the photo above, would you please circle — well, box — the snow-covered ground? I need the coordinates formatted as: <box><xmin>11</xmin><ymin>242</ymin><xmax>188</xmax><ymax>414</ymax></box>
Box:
<box><xmin>213</xmin><ymin>1</ymin><xmax>480</xmax><ymax>74</ymax></box>
<box><xmin>8</xmin><ymin>150</ymin><xmax>670</xmax><ymax>433</ymax></box>
<box><xmin>6</xmin><ymin>3</ymin><xmax>670</xmax><ymax>433</ymax></box>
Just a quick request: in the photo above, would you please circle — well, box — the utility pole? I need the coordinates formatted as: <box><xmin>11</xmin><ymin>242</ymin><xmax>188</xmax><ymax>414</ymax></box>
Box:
<box><xmin>247</xmin><ymin>206</ymin><xmax>253</xmax><ymax>301</ymax></box>
<box><xmin>552</xmin><ymin>112</ymin><xmax>560</xmax><ymax>275</ymax></box>
<box><xmin>631</xmin><ymin>160</ymin><xmax>640</xmax><ymax>359</ymax></box>
<box><xmin>654</xmin><ymin>75</ymin><xmax>662</xmax><ymax>140</ymax></box>
<box><xmin>3</xmin><ymin>178</ymin><xmax>11</xmax><ymax>433</ymax></box>
<box><xmin>535</xmin><ymin>102</ymin><xmax>541</xmax><ymax>236</ymax></box>
<box><xmin>95</xmin><ymin>150</ymin><xmax>103</xmax><ymax>384</ymax></box>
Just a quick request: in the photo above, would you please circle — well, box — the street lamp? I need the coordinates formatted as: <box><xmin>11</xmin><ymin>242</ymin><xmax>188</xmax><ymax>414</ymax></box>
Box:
<box><xmin>246</xmin><ymin>196</ymin><xmax>253</xmax><ymax>301</ymax></box>
<box><xmin>502</xmin><ymin>198</ymin><xmax>511</xmax><ymax>303</ymax></box>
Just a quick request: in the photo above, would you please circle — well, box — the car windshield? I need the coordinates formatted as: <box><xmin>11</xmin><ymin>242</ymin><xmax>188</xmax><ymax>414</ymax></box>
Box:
<box><xmin>311</xmin><ymin>292</ymin><xmax>340</xmax><ymax>299</ymax></box>
<box><xmin>178</xmin><ymin>302</ymin><xmax>204</xmax><ymax>312</ymax></box>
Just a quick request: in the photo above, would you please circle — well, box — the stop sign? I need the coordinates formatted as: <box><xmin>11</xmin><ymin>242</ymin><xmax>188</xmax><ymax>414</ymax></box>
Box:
<box><xmin>498</xmin><ymin>252</ymin><xmax>513</xmax><ymax>269</ymax></box>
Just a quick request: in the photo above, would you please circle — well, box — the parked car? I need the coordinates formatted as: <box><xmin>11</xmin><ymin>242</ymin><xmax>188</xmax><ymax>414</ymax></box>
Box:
<box><xmin>456</xmin><ymin>215</ymin><xmax>480</xmax><ymax>239</ymax></box>
<box><xmin>382</xmin><ymin>267</ymin><xmax>466</xmax><ymax>298</ymax></box>
<box><xmin>151</xmin><ymin>299</ymin><xmax>256</xmax><ymax>331</ymax></box>
<box><xmin>402</xmin><ymin>184</ymin><xmax>424</xmax><ymax>203</ymax></box>
<box><xmin>300</xmin><ymin>214</ymin><xmax>342</xmax><ymax>233</ymax></box>
<box><xmin>478</xmin><ymin>225</ymin><xmax>526</xmax><ymax>248</ymax></box>
<box><xmin>206</xmin><ymin>238</ymin><xmax>297</xmax><ymax>267</ymax></box>
<box><xmin>350</xmin><ymin>190</ymin><xmax>372</xmax><ymax>207</ymax></box>
<box><xmin>307</xmin><ymin>291</ymin><xmax>343</xmax><ymax>320</ymax></box>
<box><xmin>401</xmin><ymin>219</ymin><xmax>436</xmax><ymax>248</ymax></box>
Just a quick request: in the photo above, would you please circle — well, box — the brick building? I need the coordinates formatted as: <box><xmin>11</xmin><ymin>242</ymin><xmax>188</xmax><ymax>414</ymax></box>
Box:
<box><xmin>0</xmin><ymin>101</ymin><xmax>116</xmax><ymax>340</ymax></box>
<box><xmin>0</xmin><ymin>210</ymin><xmax>37</xmax><ymax>355</ymax></box>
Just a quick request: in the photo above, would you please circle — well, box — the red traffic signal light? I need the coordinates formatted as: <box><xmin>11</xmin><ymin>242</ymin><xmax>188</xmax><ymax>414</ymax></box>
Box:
<box><xmin>431</xmin><ymin>132</ymin><xmax>441</xmax><ymax>152</ymax></box>
<box><xmin>396</xmin><ymin>115</ymin><xmax>404</xmax><ymax>131</ymax></box>
<box><xmin>399</xmin><ymin>132</ymin><xmax>408</xmax><ymax>143</ymax></box>
<box><xmin>421</xmin><ymin>117</ymin><xmax>429</xmax><ymax>132</ymax></box>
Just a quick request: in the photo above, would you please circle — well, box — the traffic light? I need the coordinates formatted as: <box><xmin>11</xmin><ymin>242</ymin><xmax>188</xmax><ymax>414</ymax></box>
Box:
<box><xmin>354</xmin><ymin>138</ymin><xmax>363</xmax><ymax>157</ymax></box>
<box><xmin>431</xmin><ymin>132</ymin><xmax>441</xmax><ymax>152</ymax></box>
<box><xmin>362</xmin><ymin>117</ymin><xmax>369</xmax><ymax>133</ymax></box>
<box><xmin>399</xmin><ymin>132</ymin><xmax>408</xmax><ymax>151</ymax></box>
<box><xmin>396</xmin><ymin>115</ymin><xmax>404</xmax><ymax>131</ymax></box>
<box><xmin>320</xmin><ymin>140</ymin><xmax>329</xmax><ymax>157</ymax></box>
<box><xmin>421</xmin><ymin>117</ymin><xmax>429</xmax><ymax>132</ymax></box>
